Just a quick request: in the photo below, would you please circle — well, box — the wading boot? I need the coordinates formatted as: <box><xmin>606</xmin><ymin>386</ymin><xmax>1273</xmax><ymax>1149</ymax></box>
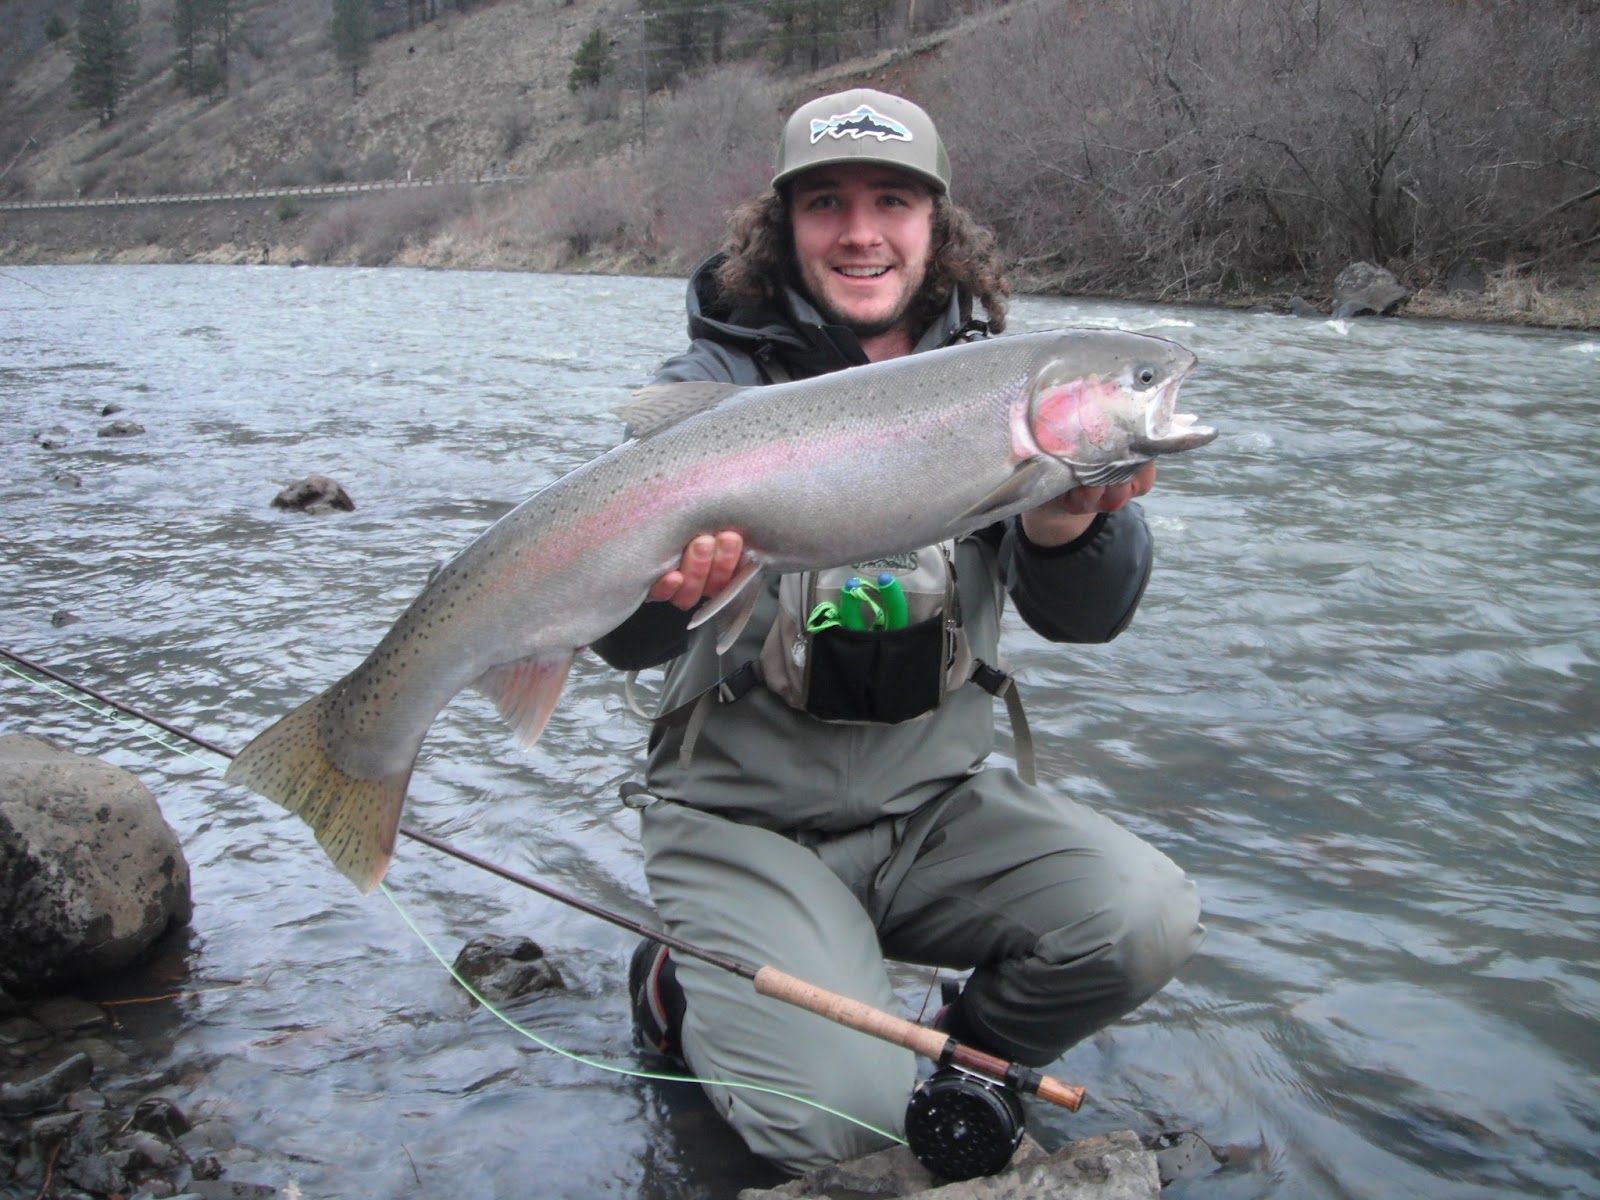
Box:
<box><xmin>628</xmin><ymin>937</ymin><xmax>687</xmax><ymax>1067</ymax></box>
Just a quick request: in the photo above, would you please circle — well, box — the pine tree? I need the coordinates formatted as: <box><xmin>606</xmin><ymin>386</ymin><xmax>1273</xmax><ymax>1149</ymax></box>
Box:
<box><xmin>71</xmin><ymin>0</ymin><xmax>137</xmax><ymax>125</ymax></box>
<box><xmin>172</xmin><ymin>0</ymin><xmax>203</xmax><ymax>92</ymax></box>
<box><xmin>568</xmin><ymin>27</ymin><xmax>612</xmax><ymax>92</ymax></box>
<box><xmin>330</xmin><ymin>0</ymin><xmax>373</xmax><ymax>97</ymax></box>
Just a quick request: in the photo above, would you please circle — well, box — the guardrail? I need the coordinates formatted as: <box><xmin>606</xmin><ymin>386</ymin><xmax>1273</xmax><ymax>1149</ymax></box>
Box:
<box><xmin>0</xmin><ymin>173</ymin><xmax>530</xmax><ymax>212</ymax></box>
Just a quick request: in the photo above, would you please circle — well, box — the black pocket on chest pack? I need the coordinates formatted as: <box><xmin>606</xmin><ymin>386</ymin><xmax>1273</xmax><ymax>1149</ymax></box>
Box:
<box><xmin>804</xmin><ymin>615</ymin><xmax>945</xmax><ymax>724</ymax></box>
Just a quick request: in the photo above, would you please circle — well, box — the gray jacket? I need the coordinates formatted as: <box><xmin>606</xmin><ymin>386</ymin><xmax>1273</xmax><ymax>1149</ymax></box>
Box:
<box><xmin>594</xmin><ymin>256</ymin><xmax>1153</xmax><ymax>832</ymax></box>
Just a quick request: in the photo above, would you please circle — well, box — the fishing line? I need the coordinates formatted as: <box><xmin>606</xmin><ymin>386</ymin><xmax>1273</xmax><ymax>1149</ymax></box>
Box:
<box><xmin>0</xmin><ymin>648</ymin><xmax>906</xmax><ymax>1145</ymax></box>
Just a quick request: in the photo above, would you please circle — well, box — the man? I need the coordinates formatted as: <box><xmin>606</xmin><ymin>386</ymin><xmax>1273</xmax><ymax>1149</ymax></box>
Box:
<box><xmin>594</xmin><ymin>89</ymin><xmax>1201</xmax><ymax>1173</ymax></box>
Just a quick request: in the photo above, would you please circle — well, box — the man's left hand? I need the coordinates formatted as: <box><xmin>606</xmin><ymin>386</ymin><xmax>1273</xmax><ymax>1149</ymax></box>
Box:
<box><xmin>1019</xmin><ymin>463</ymin><xmax>1157</xmax><ymax>548</ymax></box>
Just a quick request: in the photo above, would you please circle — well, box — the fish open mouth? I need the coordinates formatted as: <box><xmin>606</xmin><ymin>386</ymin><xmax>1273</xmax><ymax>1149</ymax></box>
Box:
<box><xmin>1134</xmin><ymin>364</ymin><xmax>1216</xmax><ymax>455</ymax></box>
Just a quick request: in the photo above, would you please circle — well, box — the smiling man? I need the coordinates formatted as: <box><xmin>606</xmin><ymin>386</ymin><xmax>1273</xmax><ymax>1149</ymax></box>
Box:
<box><xmin>594</xmin><ymin>89</ymin><xmax>1201</xmax><ymax>1174</ymax></box>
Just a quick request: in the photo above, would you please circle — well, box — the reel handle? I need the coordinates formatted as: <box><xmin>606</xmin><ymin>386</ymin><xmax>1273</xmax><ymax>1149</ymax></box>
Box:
<box><xmin>752</xmin><ymin>965</ymin><xmax>1086</xmax><ymax>1111</ymax></box>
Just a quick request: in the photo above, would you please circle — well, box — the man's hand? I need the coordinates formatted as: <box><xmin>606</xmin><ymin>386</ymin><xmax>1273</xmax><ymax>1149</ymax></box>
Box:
<box><xmin>1020</xmin><ymin>463</ymin><xmax>1157</xmax><ymax>548</ymax></box>
<box><xmin>649</xmin><ymin>530</ymin><xmax>746</xmax><ymax>610</ymax></box>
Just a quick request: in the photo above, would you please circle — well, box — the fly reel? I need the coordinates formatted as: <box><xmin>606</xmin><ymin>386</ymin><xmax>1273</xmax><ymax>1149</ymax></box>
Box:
<box><xmin>904</xmin><ymin>1066</ymin><xmax>1026</xmax><ymax>1181</ymax></box>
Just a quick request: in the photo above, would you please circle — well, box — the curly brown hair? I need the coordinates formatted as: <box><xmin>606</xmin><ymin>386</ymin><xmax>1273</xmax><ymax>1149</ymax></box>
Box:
<box><xmin>713</xmin><ymin>188</ymin><xmax>1011</xmax><ymax>336</ymax></box>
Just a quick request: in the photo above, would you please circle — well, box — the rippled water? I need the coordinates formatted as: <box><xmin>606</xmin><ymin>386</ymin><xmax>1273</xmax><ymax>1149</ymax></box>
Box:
<box><xmin>2</xmin><ymin>265</ymin><xmax>1596</xmax><ymax>1199</ymax></box>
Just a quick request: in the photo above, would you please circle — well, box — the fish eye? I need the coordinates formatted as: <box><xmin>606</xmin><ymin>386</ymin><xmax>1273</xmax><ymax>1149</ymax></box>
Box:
<box><xmin>1133</xmin><ymin>365</ymin><xmax>1158</xmax><ymax>389</ymax></box>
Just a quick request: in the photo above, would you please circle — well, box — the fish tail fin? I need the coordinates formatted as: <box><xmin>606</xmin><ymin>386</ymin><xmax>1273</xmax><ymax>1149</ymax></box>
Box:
<box><xmin>224</xmin><ymin>692</ymin><xmax>409</xmax><ymax>894</ymax></box>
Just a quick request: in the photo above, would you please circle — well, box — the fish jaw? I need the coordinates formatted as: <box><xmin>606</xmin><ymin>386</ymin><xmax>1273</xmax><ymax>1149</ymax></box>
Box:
<box><xmin>1026</xmin><ymin>336</ymin><xmax>1214</xmax><ymax>469</ymax></box>
<box><xmin>1130</xmin><ymin>356</ymin><xmax>1217</xmax><ymax>455</ymax></box>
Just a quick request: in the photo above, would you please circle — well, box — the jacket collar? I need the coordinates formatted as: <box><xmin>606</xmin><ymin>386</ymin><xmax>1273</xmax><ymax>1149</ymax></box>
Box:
<box><xmin>683</xmin><ymin>254</ymin><xmax>973</xmax><ymax>376</ymax></box>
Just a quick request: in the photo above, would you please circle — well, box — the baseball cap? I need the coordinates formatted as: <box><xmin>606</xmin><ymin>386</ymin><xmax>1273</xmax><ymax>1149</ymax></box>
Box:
<box><xmin>772</xmin><ymin>88</ymin><xmax>950</xmax><ymax>195</ymax></box>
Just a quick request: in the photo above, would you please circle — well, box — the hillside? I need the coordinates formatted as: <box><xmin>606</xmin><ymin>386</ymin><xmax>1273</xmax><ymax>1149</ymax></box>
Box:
<box><xmin>2</xmin><ymin>0</ymin><xmax>1596</xmax><ymax>328</ymax></box>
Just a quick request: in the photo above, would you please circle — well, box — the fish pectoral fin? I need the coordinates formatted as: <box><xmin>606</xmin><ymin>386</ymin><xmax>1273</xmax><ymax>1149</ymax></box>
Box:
<box><xmin>617</xmin><ymin>381</ymin><xmax>747</xmax><ymax>439</ymax></box>
<box><xmin>685</xmin><ymin>556</ymin><xmax>766</xmax><ymax>654</ymax></box>
<box><xmin>1072</xmin><ymin>458</ymin><xmax>1148</xmax><ymax>488</ymax></box>
<box><xmin>224</xmin><ymin>687</ymin><xmax>408</xmax><ymax>894</ymax></box>
<box><xmin>473</xmin><ymin>653</ymin><xmax>575</xmax><ymax>749</ymax></box>
<box><xmin>956</xmin><ymin>460</ymin><xmax>1056</xmax><ymax>526</ymax></box>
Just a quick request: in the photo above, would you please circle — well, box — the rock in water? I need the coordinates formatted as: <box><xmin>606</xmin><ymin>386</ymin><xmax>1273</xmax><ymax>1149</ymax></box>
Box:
<box><xmin>0</xmin><ymin>735</ymin><xmax>192</xmax><ymax>996</ymax></box>
<box><xmin>1332</xmin><ymin>261</ymin><xmax>1409</xmax><ymax>318</ymax></box>
<box><xmin>451</xmin><ymin>934</ymin><xmax>564</xmax><ymax>1004</ymax></box>
<box><xmin>271</xmin><ymin>473</ymin><xmax>355</xmax><ymax>513</ymax></box>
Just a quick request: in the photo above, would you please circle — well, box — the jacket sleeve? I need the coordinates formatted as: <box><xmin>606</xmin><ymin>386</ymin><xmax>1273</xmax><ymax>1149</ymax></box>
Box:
<box><xmin>590</xmin><ymin>339</ymin><xmax>758</xmax><ymax>670</ymax></box>
<box><xmin>995</xmin><ymin>505</ymin><xmax>1154</xmax><ymax>643</ymax></box>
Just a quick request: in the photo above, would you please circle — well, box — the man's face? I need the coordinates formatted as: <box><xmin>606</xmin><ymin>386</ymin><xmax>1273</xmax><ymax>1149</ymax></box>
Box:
<box><xmin>788</xmin><ymin>164</ymin><xmax>937</xmax><ymax>347</ymax></box>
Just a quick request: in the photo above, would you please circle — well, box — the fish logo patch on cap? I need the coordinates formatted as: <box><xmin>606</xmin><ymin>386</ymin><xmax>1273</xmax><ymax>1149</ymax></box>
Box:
<box><xmin>809</xmin><ymin>104</ymin><xmax>913</xmax><ymax>144</ymax></box>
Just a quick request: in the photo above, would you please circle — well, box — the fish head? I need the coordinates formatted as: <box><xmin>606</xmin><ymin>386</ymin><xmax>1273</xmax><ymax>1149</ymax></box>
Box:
<box><xmin>1023</xmin><ymin>332</ymin><xmax>1215</xmax><ymax>472</ymax></box>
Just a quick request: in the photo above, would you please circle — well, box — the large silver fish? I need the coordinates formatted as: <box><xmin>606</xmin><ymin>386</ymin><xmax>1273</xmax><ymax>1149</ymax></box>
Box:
<box><xmin>226</xmin><ymin>329</ymin><xmax>1216</xmax><ymax>890</ymax></box>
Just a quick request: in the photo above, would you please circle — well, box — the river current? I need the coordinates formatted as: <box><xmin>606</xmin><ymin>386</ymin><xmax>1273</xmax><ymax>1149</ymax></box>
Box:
<box><xmin>2</xmin><ymin>265</ymin><xmax>1596</xmax><ymax>1198</ymax></box>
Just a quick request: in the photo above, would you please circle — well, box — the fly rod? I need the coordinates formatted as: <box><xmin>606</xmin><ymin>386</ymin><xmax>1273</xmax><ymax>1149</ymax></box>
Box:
<box><xmin>0</xmin><ymin>645</ymin><xmax>1085</xmax><ymax>1111</ymax></box>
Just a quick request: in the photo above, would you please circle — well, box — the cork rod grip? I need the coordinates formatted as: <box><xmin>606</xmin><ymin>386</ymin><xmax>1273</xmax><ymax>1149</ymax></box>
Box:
<box><xmin>753</xmin><ymin>965</ymin><xmax>951</xmax><ymax>1060</ymax></box>
<box><xmin>752</xmin><ymin>965</ymin><xmax>1086</xmax><ymax>1111</ymax></box>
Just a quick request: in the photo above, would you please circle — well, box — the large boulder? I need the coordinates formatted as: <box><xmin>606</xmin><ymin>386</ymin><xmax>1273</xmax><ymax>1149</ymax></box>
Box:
<box><xmin>1332</xmin><ymin>261</ymin><xmax>1409</xmax><ymax>318</ymax></box>
<box><xmin>271</xmin><ymin>473</ymin><xmax>354</xmax><ymax>513</ymax></box>
<box><xmin>0</xmin><ymin>735</ymin><xmax>192</xmax><ymax>997</ymax></box>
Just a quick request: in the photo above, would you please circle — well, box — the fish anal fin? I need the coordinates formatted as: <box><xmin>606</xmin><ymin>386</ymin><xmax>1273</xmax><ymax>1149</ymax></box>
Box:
<box><xmin>685</xmin><ymin>557</ymin><xmax>766</xmax><ymax>654</ymax></box>
<box><xmin>224</xmin><ymin>690</ymin><xmax>408</xmax><ymax>894</ymax></box>
<box><xmin>474</xmin><ymin>653</ymin><xmax>575</xmax><ymax>748</ymax></box>
<box><xmin>618</xmin><ymin>382</ymin><xmax>746</xmax><ymax>439</ymax></box>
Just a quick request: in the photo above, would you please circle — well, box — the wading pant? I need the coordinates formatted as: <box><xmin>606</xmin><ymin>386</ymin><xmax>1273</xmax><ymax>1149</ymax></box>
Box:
<box><xmin>638</xmin><ymin>768</ymin><xmax>1203</xmax><ymax>1173</ymax></box>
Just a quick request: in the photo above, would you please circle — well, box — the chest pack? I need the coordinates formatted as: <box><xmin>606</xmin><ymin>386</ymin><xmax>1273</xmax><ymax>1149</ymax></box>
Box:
<box><xmin>759</xmin><ymin>541</ymin><xmax>970</xmax><ymax>725</ymax></box>
<box><xmin>645</xmin><ymin>538</ymin><xmax>1036</xmax><ymax>785</ymax></box>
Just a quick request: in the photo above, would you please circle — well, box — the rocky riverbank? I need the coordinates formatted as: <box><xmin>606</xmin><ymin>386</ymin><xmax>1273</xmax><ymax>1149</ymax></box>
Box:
<box><xmin>3</xmin><ymin>197</ymin><xmax>1596</xmax><ymax>331</ymax></box>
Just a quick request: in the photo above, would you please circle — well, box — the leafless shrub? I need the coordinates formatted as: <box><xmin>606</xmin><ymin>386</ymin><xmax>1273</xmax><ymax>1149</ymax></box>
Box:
<box><xmin>637</xmin><ymin>64</ymin><xmax>783</xmax><ymax>266</ymax></box>
<box><xmin>924</xmin><ymin>0</ymin><xmax>1599</xmax><ymax>297</ymax></box>
<box><xmin>300</xmin><ymin>199</ymin><xmax>368</xmax><ymax>263</ymax></box>
<box><xmin>521</xmin><ymin>162</ymin><xmax>647</xmax><ymax>262</ymax></box>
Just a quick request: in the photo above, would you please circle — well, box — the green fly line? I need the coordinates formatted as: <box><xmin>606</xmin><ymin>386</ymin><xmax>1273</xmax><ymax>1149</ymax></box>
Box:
<box><xmin>0</xmin><ymin>654</ymin><xmax>906</xmax><ymax>1145</ymax></box>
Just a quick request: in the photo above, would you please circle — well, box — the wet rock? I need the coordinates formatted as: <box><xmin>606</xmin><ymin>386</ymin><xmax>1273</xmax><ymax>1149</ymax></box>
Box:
<box><xmin>451</xmin><ymin>934</ymin><xmax>564</xmax><ymax>1004</ymax></box>
<box><xmin>739</xmin><ymin>1129</ymin><xmax>1158</xmax><ymax>1199</ymax></box>
<box><xmin>1288</xmin><ymin>295</ymin><xmax>1322</xmax><ymax>318</ymax></box>
<box><xmin>190</xmin><ymin>1152</ymin><xmax>224</xmax><ymax>1180</ymax></box>
<box><xmin>0</xmin><ymin>1050</ymin><xmax>94</xmax><ymax>1114</ymax></box>
<box><xmin>0</xmin><ymin>1016</ymin><xmax>49</xmax><ymax>1046</ymax></box>
<box><xmin>100</xmin><ymin>402</ymin><xmax>125</xmax><ymax>416</ymax></box>
<box><xmin>67</xmin><ymin>1034</ymin><xmax>134</xmax><ymax>1074</ymax></box>
<box><xmin>52</xmin><ymin>470</ymin><xmax>83</xmax><ymax>488</ymax></box>
<box><xmin>32</xmin><ymin>997</ymin><xmax>111</xmax><ymax>1035</ymax></box>
<box><xmin>98</xmin><ymin>418</ymin><xmax>146</xmax><ymax>437</ymax></box>
<box><xmin>1332</xmin><ymin>261</ymin><xmax>1409</xmax><ymax>318</ymax></box>
<box><xmin>64</xmin><ymin>1087</ymin><xmax>108</xmax><ymax>1111</ymax></box>
<box><xmin>52</xmin><ymin>609</ymin><xmax>83</xmax><ymax>627</ymax></box>
<box><xmin>0</xmin><ymin>733</ymin><xmax>194</xmax><ymax>996</ymax></box>
<box><xmin>131</xmin><ymin>1095</ymin><xmax>193</xmax><ymax>1140</ymax></box>
<box><xmin>270</xmin><ymin>473</ymin><xmax>354</xmax><ymax>513</ymax></box>
<box><xmin>1146</xmin><ymin>1129</ymin><xmax>1225</xmax><ymax>1186</ymax></box>
<box><xmin>35</xmin><ymin>425</ymin><xmax>71</xmax><ymax>449</ymax></box>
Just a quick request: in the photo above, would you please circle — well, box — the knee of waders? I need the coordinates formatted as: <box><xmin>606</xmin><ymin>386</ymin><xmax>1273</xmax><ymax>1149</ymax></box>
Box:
<box><xmin>1074</xmin><ymin>866</ymin><xmax>1203</xmax><ymax>1007</ymax></box>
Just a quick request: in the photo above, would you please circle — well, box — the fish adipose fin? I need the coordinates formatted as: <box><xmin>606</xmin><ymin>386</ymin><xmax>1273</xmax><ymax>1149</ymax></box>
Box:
<box><xmin>683</xmin><ymin>556</ymin><xmax>766</xmax><ymax>655</ymax></box>
<box><xmin>957</xmin><ymin>459</ymin><xmax>1056</xmax><ymax>526</ymax></box>
<box><xmin>619</xmin><ymin>381</ymin><xmax>747</xmax><ymax>439</ymax></box>
<box><xmin>224</xmin><ymin>692</ymin><xmax>409</xmax><ymax>894</ymax></box>
<box><xmin>473</xmin><ymin>653</ymin><xmax>575</xmax><ymax>748</ymax></box>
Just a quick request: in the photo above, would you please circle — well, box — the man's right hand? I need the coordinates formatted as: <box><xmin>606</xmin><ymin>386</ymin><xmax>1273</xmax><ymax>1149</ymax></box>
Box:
<box><xmin>648</xmin><ymin>531</ymin><xmax>746</xmax><ymax>611</ymax></box>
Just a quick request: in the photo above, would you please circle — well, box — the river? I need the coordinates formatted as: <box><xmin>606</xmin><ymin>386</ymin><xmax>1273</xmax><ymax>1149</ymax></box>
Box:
<box><xmin>2</xmin><ymin>265</ymin><xmax>1596</xmax><ymax>1199</ymax></box>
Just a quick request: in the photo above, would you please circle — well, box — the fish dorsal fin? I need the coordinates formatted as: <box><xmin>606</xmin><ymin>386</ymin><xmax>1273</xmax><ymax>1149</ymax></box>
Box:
<box><xmin>956</xmin><ymin>459</ymin><xmax>1055</xmax><ymax>526</ymax></box>
<box><xmin>619</xmin><ymin>381</ymin><xmax>747</xmax><ymax>439</ymax></box>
